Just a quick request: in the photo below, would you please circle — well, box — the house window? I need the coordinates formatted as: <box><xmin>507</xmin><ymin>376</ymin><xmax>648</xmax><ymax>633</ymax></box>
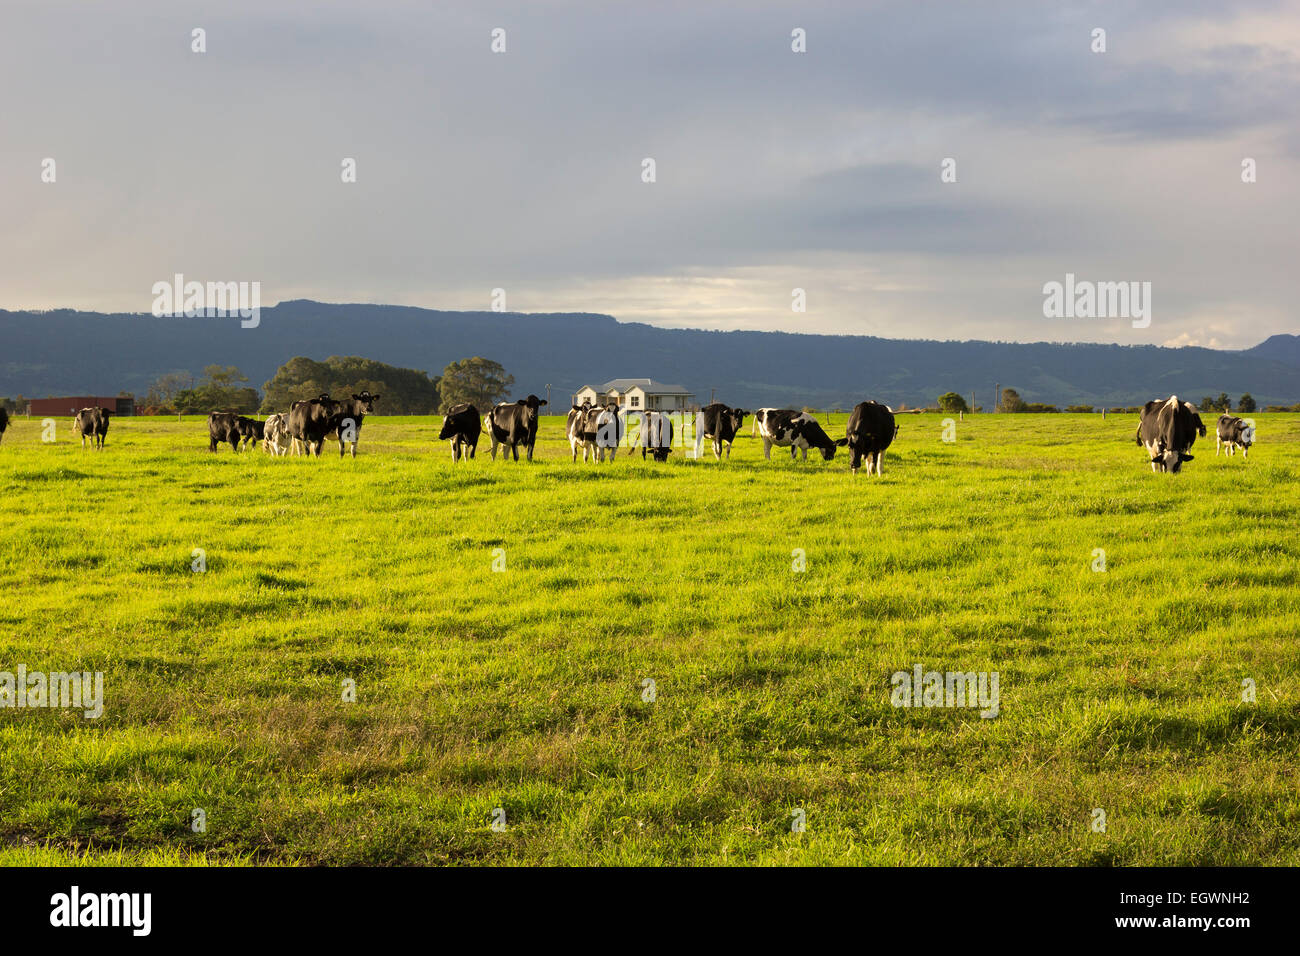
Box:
<box><xmin>631</xmin><ymin>396</ymin><xmax>640</xmax><ymax>408</ymax></box>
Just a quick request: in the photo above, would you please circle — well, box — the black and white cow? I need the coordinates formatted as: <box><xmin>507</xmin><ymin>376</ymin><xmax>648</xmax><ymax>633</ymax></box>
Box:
<box><xmin>439</xmin><ymin>403</ymin><xmax>482</xmax><ymax>461</ymax></box>
<box><xmin>207</xmin><ymin>411</ymin><xmax>242</xmax><ymax>452</ymax></box>
<box><xmin>72</xmin><ymin>407</ymin><xmax>111</xmax><ymax>450</ymax></box>
<box><xmin>754</xmin><ymin>408</ymin><xmax>846</xmax><ymax>462</ymax></box>
<box><xmin>485</xmin><ymin>394</ymin><xmax>548</xmax><ymax>461</ymax></box>
<box><xmin>695</xmin><ymin>403</ymin><xmax>747</xmax><ymax>460</ymax></box>
<box><xmin>594</xmin><ymin>403</ymin><xmax>624</xmax><ymax>462</ymax></box>
<box><xmin>288</xmin><ymin>394</ymin><xmax>340</xmax><ymax>457</ymax></box>
<box><xmin>629</xmin><ymin>410</ymin><xmax>674</xmax><ymax>461</ymax></box>
<box><xmin>1215</xmin><ymin>413</ymin><xmax>1255</xmax><ymax>459</ymax></box>
<box><xmin>844</xmin><ymin>401</ymin><xmax>897</xmax><ymax>476</ymax></box>
<box><xmin>0</xmin><ymin>408</ymin><xmax>9</xmax><ymax>445</ymax></box>
<box><xmin>262</xmin><ymin>413</ymin><xmax>292</xmax><ymax>456</ymax></box>
<box><xmin>328</xmin><ymin>392</ymin><xmax>379</xmax><ymax>458</ymax></box>
<box><xmin>1135</xmin><ymin>396</ymin><xmax>1205</xmax><ymax>473</ymax></box>
<box><xmin>566</xmin><ymin>401</ymin><xmax>600</xmax><ymax>462</ymax></box>
<box><xmin>235</xmin><ymin>416</ymin><xmax>265</xmax><ymax>450</ymax></box>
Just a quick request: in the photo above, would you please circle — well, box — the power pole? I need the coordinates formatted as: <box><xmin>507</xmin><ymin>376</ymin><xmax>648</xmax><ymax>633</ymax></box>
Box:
<box><xmin>546</xmin><ymin>384</ymin><xmax>551</xmax><ymax>409</ymax></box>
<box><xmin>994</xmin><ymin>383</ymin><xmax>1000</xmax><ymax>413</ymax></box>
<box><xmin>710</xmin><ymin>387</ymin><xmax>715</xmax><ymax>406</ymax></box>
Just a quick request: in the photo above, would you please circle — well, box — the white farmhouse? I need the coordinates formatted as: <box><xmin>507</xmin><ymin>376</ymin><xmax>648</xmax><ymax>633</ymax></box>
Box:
<box><xmin>573</xmin><ymin>378</ymin><xmax>696</xmax><ymax>412</ymax></box>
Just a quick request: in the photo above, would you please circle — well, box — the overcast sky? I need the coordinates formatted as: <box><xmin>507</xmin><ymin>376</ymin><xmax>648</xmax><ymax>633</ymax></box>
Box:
<box><xmin>3</xmin><ymin>0</ymin><xmax>1297</xmax><ymax>348</ymax></box>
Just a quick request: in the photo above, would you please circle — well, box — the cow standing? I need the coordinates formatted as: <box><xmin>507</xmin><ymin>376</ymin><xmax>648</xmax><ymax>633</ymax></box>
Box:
<box><xmin>485</xmin><ymin>395</ymin><xmax>548</xmax><ymax>461</ymax></box>
<box><xmin>629</xmin><ymin>410</ymin><xmax>674</xmax><ymax>461</ymax></box>
<box><xmin>1136</xmin><ymin>396</ymin><xmax>1205</xmax><ymax>473</ymax></box>
<box><xmin>73</xmin><ymin>407</ymin><xmax>111</xmax><ymax>450</ymax></box>
<box><xmin>1215</xmin><ymin>414</ymin><xmax>1256</xmax><ymax>459</ymax></box>
<box><xmin>262</xmin><ymin>413</ymin><xmax>293</xmax><ymax>456</ymax></box>
<box><xmin>440</xmin><ymin>403</ymin><xmax>482</xmax><ymax>461</ymax></box>
<box><xmin>754</xmin><ymin>408</ymin><xmax>846</xmax><ymax>461</ymax></box>
<box><xmin>695</xmin><ymin>403</ymin><xmax>747</xmax><ymax>460</ymax></box>
<box><xmin>0</xmin><ymin>408</ymin><xmax>9</xmax><ymax>445</ymax></box>
<box><xmin>844</xmin><ymin>401</ymin><xmax>897</xmax><ymax>476</ymax></box>
<box><xmin>594</xmin><ymin>404</ymin><xmax>623</xmax><ymax>462</ymax></box>
<box><xmin>236</xmin><ymin>416</ymin><xmax>265</xmax><ymax>450</ymax></box>
<box><xmin>288</xmin><ymin>394</ymin><xmax>340</xmax><ymax>457</ymax></box>
<box><xmin>207</xmin><ymin>411</ymin><xmax>242</xmax><ymax>452</ymax></box>
<box><xmin>328</xmin><ymin>391</ymin><xmax>379</xmax><ymax>458</ymax></box>
<box><xmin>567</xmin><ymin>401</ymin><xmax>599</xmax><ymax>462</ymax></box>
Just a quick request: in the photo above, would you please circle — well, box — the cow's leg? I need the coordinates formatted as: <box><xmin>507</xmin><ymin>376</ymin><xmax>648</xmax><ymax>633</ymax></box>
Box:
<box><xmin>712</xmin><ymin>438</ymin><xmax>722</xmax><ymax>460</ymax></box>
<box><xmin>511</xmin><ymin>442</ymin><xmax>519</xmax><ymax>462</ymax></box>
<box><xmin>526</xmin><ymin>442</ymin><xmax>534</xmax><ymax>462</ymax></box>
<box><xmin>1215</xmin><ymin>436</ymin><xmax>1221</xmax><ymax>455</ymax></box>
<box><xmin>1242</xmin><ymin>444</ymin><xmax>1248</xmax><ymax>459</ymax></box>
<box><xmin>762</xmin><ymin>438</ymin><xmax>772</xmax><ymax>461</ymax></box>
<box><xmin>875</xmin><ymin>452</ymin><xmax>884</xmax><ymax>476</ymax></box>
<box><xmin>850</xmin><ymin>449</ymin><xmax>861</xmax><ymax>475</ymax></box>
<box><xmin>209</xmin><ymin>436</ymin><xmax>218</xmax><ymax>453</ymax></box>
<box><xmin>350</xmin><ymin>441</ymin><xmax>357</xmax><ymax>458</ymax></box>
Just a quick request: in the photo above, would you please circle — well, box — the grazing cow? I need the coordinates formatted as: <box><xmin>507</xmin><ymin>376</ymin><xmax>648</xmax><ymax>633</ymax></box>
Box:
<box><xmin>207</xmin><ymin>411</ymin><xmax>243</xmax><ymax>452</ymax></box>
<box><xmin>594</xmin><ymin>403</ymin><xmax>624</xmax><ymax>462</ymax></box>
<box><xmin>288</xmin><ymin>394</ymin><xmax>340</xmax><ymax>457</ymax></box>
<box><xmin>327</xmin><ymin>391</ymin><xmax>379</xmax><ymax>458</ymax></box>
<box><xmin>1135</xmin><ymin>396</ymin><xmax>1206</xmax><ymax>473</ymax></box>
<box><xmin>73</xmin><ymin>407</ymin><xmax>111</xmax><ymax>450</ymax></box>
<box><xmin>844</xmin><ymin>401</ymin><xmax>897</xmax><ymax>476</ymax></box>
<box><xmin>439</xmin><ymin>403</ymin><xmax>482</xmax><ymax>461</ymax></box>
<box><xmin>235</xmin><ymin>416</ymin><xmax>265</xmax><ymax>450</ymax></box>
<box><xmin>754</xmin><ymin>408</ymin><xmax>847</xmax><ymax>461</ymax></box>
<box><xmin>262</xmin><ymin>413</ymin><xmax>293</xmax><ymax>456</ymax></box>
<box><xmin>1215</xmin><ymin>413</ymin><xmax>1256</xmax><ymax>459</ymax></box>
<box><xmin>0</xmin><ymin>408</ymin><xmax>8</xmax><ymax>445</ymax></box>
<box><xmin>566</xmin><ymin>401</ymin><xmax>602</xmax><ymax>462</ymax></box>
<box><xmin>485</xmin><ymin>394</ymin><xmax>548</xmax><ymax>461</ymax></box>
<box><xmin>630</xmin><ymin>410</ymin><xmax>674</xmax><ymax>461</ymax></box>
<box><xmin>695</xmin><ymin>403</ymin><xmax>747</xmax><ymax>460</ymax></box>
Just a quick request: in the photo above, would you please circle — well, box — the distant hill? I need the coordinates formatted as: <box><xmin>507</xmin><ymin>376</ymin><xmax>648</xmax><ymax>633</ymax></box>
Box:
<box><xmin>1242</xmin><ymin>333</ymin><xmax>1300</xmax><ymax>368</ymax></box>
<box><xmin>2</xmin><ymin>300</ymin><xmax>1297</xmax><ymax>409</ymax></box>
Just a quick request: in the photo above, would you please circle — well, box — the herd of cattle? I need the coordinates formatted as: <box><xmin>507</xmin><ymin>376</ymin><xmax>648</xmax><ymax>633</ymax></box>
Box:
<box><xmin>0</xmin><ymin>393</ymin><xmax>1262</xmax><ymax>474</ymax></box>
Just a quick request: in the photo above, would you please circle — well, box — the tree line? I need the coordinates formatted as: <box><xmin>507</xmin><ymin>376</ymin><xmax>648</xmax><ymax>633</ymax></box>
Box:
<box><xmin>134</xmin><ymin>356</ymin><xmax>516</xmax><ymax>416</ymax></box>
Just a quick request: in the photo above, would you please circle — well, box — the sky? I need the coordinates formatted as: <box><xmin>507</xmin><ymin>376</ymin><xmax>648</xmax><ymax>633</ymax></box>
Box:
<box><xmin>2</xmin><ymin>0</ymin><xmax>1297</xmax><ymax>348</ymax></box>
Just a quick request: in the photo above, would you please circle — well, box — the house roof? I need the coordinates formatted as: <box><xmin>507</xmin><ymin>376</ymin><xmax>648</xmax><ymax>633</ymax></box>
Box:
<box><xmin>580</xmin><ymin>378</ymin><xmax>693</xmax><ymax>395</ymax></box>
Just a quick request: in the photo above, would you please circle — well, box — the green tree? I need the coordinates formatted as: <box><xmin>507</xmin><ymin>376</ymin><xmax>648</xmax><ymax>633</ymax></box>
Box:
<box><xmin>1215</xmin><ymin>392</ymin><xmax>1231</xmax><ymax>413</ymax></box>
<box><xmin>998</xmin><ymin>388</ymin><xmax>1026</xmax><ymax>413</ymax></box>
<box><xmin>1198</xmin><ymin>396</ymin><xmax>1215</xmax><ymax>412</ymax></box>
<box><xmin>937</xmin><ymin>392</ymin><xmax>969</xmax><ymax>414</ymax></box>
<box><xmin>173</xmin><ymin>366</ymin><xmax>260</xmax><ymax>414</ymax></box>
<box><xmin>1238</xmin><ymin>393</ymin><xmax>1256</xmax><ymax>413</ymax></box>
<box><xmin>260</xmin><ymin>356</ymin><xmax>439</xmax><ymax>415</ymax></box>
<box><xmin>439</xmin><ymin>357</ymin><xmax>514</xmax><ymax>413</ymax></box>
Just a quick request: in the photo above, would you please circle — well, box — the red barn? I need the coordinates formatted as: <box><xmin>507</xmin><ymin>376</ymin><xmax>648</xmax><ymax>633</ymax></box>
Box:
<box><xmin>27</xmin><ymin>396</ymin><xmax>135</xmax><ymax>417</ymax></box>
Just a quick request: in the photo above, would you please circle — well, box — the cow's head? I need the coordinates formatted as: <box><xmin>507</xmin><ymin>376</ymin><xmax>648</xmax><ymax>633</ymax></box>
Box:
<box><xmin>520</xmin><ymin>395</ymin><xmax>547</xmax><ymax>410</ymax></box>
<box><xmin>1152</xmin><ymin>448</ymin><xmax>1193</xmax><ymax>473</ymax></box>
<box><xmin>352</xmin><ymin>392</ymin><xmax>379</xmax><ymax>413</ymax></box>
<box><xmin>1240</xmin><ymin>423</ymin><xmax>1256</xmax><ymax>446</ymax></box>
<box><xmin>819</xmin><ymin>437</ymin><xmax>850</xmax><ymax>461</ymax></box>
<box><xmin>729</xmin><ymin>408</ymin><xmax>747</xmax><ymax>432</ymax></box>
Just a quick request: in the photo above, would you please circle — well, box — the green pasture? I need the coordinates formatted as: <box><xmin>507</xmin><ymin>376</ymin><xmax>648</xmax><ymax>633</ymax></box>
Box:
<box><xmin>0</xmin><ymin>411</ymin><xmax>1296</xmax><ymax>865</ymax></box>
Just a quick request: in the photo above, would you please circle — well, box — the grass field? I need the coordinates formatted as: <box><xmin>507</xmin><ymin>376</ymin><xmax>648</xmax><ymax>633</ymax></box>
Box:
<box><xmin>1</xmin><ymin>410</ymin><xmax>1297</xmax><ymax>866</ymax></box>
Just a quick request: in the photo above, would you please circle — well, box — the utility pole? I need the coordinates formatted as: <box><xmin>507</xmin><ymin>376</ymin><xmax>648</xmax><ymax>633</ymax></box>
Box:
<box><xmin>546</xmin><ymin>384</ymin><xmax>551</xmax><ymax>409</ymax></box>
<box><xmin>994</xmin><ymin>383</ymin><xmax>1000</xmax><ymax>413</ymax></box>
<box><xmin>710</xmin><ymin>387</ymin><xmax>715</xmax><ymax>406</ymax></box>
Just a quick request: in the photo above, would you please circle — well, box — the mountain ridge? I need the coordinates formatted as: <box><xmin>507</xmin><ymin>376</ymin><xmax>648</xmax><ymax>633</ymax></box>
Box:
<box><xmin>2</xmin><ymin>301</ymin><xmax>1296</xmax><ymax>409</ymax></box>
